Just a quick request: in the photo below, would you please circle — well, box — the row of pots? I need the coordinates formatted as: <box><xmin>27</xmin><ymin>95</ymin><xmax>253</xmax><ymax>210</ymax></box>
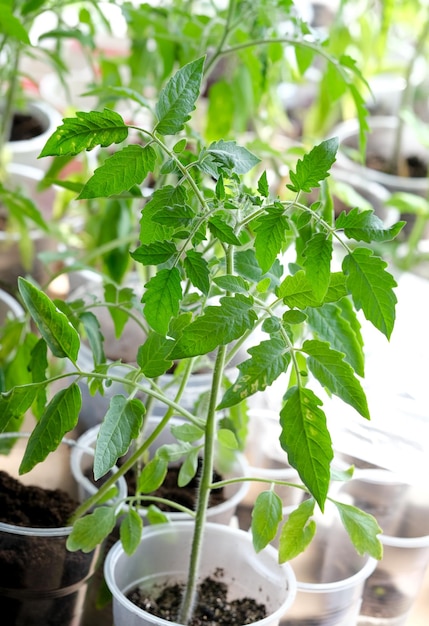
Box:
<box><xmin>2</xmin><ymin>414</ymin><xmax>429</xmax><ymax>626</ymax></box>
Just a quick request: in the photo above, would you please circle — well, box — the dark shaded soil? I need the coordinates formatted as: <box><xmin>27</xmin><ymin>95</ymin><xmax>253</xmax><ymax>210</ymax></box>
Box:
<box><xmin>0</xmin><ymin>470</ymin><xmax>99</xmax><ymax>626</ymax></box>
<box><xmin>9</xmin><ymin>111</ymin><xmax>44</xmax><ymax>141</ymax></box>
<box><xmin>361</xmin><ymin>569</ymin><xmax>410</xmax><ymax>618</ymax></box>
<box><xmin>128</xmin><ymin>569</ymin><xmax>267</xmax><ymax>625</ymax></box>
<box><xmin>367</xmin><ymin>153</ymin><xmax>427</xmax><ymax>178</ymax></box>
<box><xmin>0</xmin><ymin>469</ymin><xmax>78</xmax><ymax>527</ymax></box>
<box><xmin>124</xmin><ymin>456</ymin><xmax>226</xmax><ymax>512</ymax></box>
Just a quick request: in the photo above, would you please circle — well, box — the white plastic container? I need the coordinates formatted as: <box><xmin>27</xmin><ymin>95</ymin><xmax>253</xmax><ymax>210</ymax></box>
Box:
<box><xmin>105</xmin><ymin>521</ymin><xmax>297</xmax><ymax>626</ymax></box>
<box><xmin>338</xmin><ymin>470</ymin><xmax>429</xmax><ymax>626</ymax></box>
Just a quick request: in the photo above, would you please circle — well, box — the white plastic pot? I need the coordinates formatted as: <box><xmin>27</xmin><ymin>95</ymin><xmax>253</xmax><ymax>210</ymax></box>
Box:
<box><xmin>272</xmin><ymin>502</ymin><xmax>377</xmax><ymax>626</ymax></box>
<box><xmin>333</xmin><ymin>116</ymin><xmax>429</xmax><ymax>196</ymax></box>
<box><xmin>105</xmin><ymin>521</ymin><xmax>297</xmax><ymax>626</ymax></box>
<box><xmin>338</xmin><ymin>470</ymin><xmax>429</xmax><ymax>626</ymax></box>
<box><xmin>0</xmin><ymin>432</ymin><xmax>104</xmax><ymax>626</ymax></box>
<box><xmin>5</xmin><ymin>100</ymin><xmax>62</xmax><ymax>170</ymax></box>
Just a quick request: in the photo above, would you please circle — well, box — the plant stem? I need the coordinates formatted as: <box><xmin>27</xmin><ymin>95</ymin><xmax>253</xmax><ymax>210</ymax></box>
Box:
<box><xmin>179</xmin><ymin>245</ymin><xmax>233</xmax><ymax>624</ymax></box>
<box><xmin>178</xmin><ymin>343</ymin><xmax>227</xmax><ymax>625</ymax></box>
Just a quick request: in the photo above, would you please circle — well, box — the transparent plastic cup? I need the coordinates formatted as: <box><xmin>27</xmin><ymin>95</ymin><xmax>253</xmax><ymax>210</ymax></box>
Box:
<box><xmin>0</xmin><ymin>432</ymin><xmax>103</xmax><ymax>626</ymax></box>
<box><xmin>338</xmin><ymin>470</ymin><xmax>429</xmax><ymax>626</ymax></box>
<box><xmin>105</xmin><ymin>521</ymin><xmax>297</xmax><ymax>626</ymax></box>
<box><xmin>273</xmin><ymin>503</ymin><xmax>376</xmax><ymax>626</ymax></box>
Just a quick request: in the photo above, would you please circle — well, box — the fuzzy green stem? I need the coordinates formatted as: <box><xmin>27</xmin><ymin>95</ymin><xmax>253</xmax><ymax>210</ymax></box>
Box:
<box><xmin>178</xmin><ymin>343</ymin><xmax>227</xmax><ymax>624</ymax></box>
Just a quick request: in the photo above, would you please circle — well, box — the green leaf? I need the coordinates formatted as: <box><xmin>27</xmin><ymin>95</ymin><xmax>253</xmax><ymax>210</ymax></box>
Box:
<box><xmin>213</xmin><ymin>275</ymin><xmax>249</xmax><ymax>294</ymax></box>
<box><xmin>155</xmin><ymin>57</ymin><xmax>205</xmax><ymax>135</ymax></box>
<box><xmin>184</xmin><ymin>251</ymin><xmax>210</xmax><ymax>295</ymax></box>
<box><xmin>258</xmin><ymin>171</ymin><xmax>269</xmax><ymax>198</ymax></box>
<box><xmin>295</xmin><ymin>45</ymin><xmax>315</xmax><ymax>76</ymax></box>
<box><xmin>336</xmin><ymin>208</ymin><xmax>405</xmax><ymax>243</ymax></box>
<box><xmin>218</xmin><ymin>338</ymin><xmax>291</xmax><ymax>409</ymax></box>
<box><xmin>278</xmin><ymin>498</ymin><xmax>316</xmax><ymax>562</ymax></box>
<box><xmin>131</xmin><ymin>241</ymin><xmax>177</xmax><ymax>266</ymax></box>
<box><xmin>78</xmin><ymin>145</ymin><xmax>156</xmax><ymax>199</ymax></box>
<box><xmin>278</xmin><ymin>271</ymin><xmax>347</xmax><ymax>308</ymax></box>
<box><xmin>234</xmin><ymin>249</ymin><xmax>263</xmax><ymax>282</ymax></box>
<box><xmin>39</xmin><ymin>109</ymin><xmax>128</xmax><ymax>157</ymax></box>
<box><xmin>283</xmin><ymin>310</ymin><xmax>307</xmax><ymax>325</ymax></box>
<box><xmin>342</xmin><ymin>248</ymin><xmax>397</xmax><ymax>339</ymax></box>
<box><xmin>137</xmin><ymin>333</ymin><xmax>174</xmax><ymax>378</ymax></box>
<box><xmin>287</xmin><ymin>138</ymin><xmax>338</xmax><ymax>193</ymax></box>
<box><xmin>333</xmin><ymin>500</ymin><xmax>383</xmax><ymax>559</ymax></box>
<box><xmin>170</xmin><ymin>294</ymin><xmax>257</xmax><ymax>359</ymax></box>
<box><xmin>0</xmin><ymin>7</ymin><xmax>30</xmax><ymax>43</ymax></box>
<box><xmin>204</xmin><ymin>140</ymin><xmax>260</xmax><ymax>175</ymax></box>
<box><xmin>0</xmin><ymin>385</ymin><xmax>38</xmax><ymax>433</ymax></box>
<box><xmin>217</xmin><ymin>428</ymin><xmax>238</xmax><ymax>449</ymax></box>
<box><xmin>20</xmin><ymin>384</ymin><xmax>82</xmax><ymax>474</ymax></box>
<box><xmin>170</xmin><ymin>422</ymin><xmax>204</xmax><ymax>443</ymax></box>
<box><xmin>302</xmin><ymin>233</ymin><xmax>332</xmax><ymax>301</ymax></box>
<box><xmin>280</xmin><ymin>387</ymin><xmax>333</xmax><ymax>508</ymax></box>
<box><xmin>120</xmin><ymin>508</ymin><xmax>143</xmax><ymax>555</ymax></box>
<box><xmin>0</xmin><ymin>184</ymin><xmax>49</xmax><ymax>231</ymax></box>
<box><xmin>139</xmin><ymin>186</ymin><xmax>188</xmax><ymax>245</ymax></box>
<box><xmin>146</xmin><ymin>505</ymin><xmax>169</xmax><ymax>525</ymax></box>
<box><xmin>303</xmin><ymin>339</ymin><xmax>369</xmax><ymax>418</ymax></box>
<box><xmin>94</xmin><ymin>396</ymin><xmax>145</xmax><ymax>480</ymax></box>
<box><xmin>80</xmin><ymin>311</ymin><xmax>106</xmax><ymax>367</ymax></box>
<box><xmin>251</xmin><ymin>491</ymin><xmax>283</xmax><ymax>552</ymax></box>
<box><xmin>208</xmin><ymin>216</ymin><xmax>241</xmax><ymax>245</ymax></box>
<box><xmin>18</xmin><ymin>278</ymin><xmax>80</xmax><ymax>361</ymax></box>
<box><xmin>142</xmin><ymin>268</ymin><xmax>182</xmax><ymax>335</ymax></box>
<box><xmin>306</xmin><ymin>302</ymin><xmax>364</xmax><ymax>376</ymax></box>
<box><xmin>152</xmin><ymin>204</ymin><xmax>195</xmax><ymax>226</ymax></box>
<box><xmin>178</xmin><ymin>446</ymin><xmax>200</xmax><ymax>487</ymax></box>
<box><xmin>67</xmin><ymin>507</ymin><xmax>116</xmax><ymax>552</ymax></box>
<box><xmin>28</xmin><ymin>340</ymin><xmax>48</xmax><ymax>419</ymax></box>
<box><xmin>137</xmin><ymin>456</ymin><xmax>168</xmax><ymax>493</ymax></box>
<box><xmin>254</xmin><ymin>208</ymin><xmax>289</xmax><ymax>273</ymax></box>
<box><xmin>103</xmin><ymin>284</ymin><xmax>135</xmax><ymax>340</ymax></box>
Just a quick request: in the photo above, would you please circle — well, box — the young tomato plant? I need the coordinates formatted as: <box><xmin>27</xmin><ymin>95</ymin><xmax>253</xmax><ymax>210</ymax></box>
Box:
<box><xmin>0</xmin><ymin>54</ymin><xmax>403</xmax><ymax>623</ymax></box>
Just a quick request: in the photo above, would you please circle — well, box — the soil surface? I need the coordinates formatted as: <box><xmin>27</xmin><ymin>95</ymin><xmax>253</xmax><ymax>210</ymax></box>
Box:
<box><xmin>366</xmin><ymin>153</ymin><xmax>428</xmax><ymax>178</ymax></box>
<box><xmin>361</xmin><ymin>569</ymin><xmax>409</xmax><ymax>618</ymax></box>
<box><xmin>0</xmin><ymin>470</ymin><xmax>97</xmax><ymax>626</ymax></box>
<box><xmin>123</xmin><ymin>457</ymin><xmax>226</xmax><ymax>512</ymax></box>
<box><xmin>128</xmin><ymin>569</ymin><xmax>267</xmax><ymax>625</ymax></box>
<box><xmin>9</xmin><ymin>111</ymin><xmax>44</xmax><ymax>141</ymax></box>
<box><xmin>0</xmin><ymin>469</ymin><xmax>78</xmax><ymax>527</ymax></box>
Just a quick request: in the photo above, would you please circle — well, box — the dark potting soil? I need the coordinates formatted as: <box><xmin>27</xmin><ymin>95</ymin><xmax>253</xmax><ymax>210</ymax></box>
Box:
<box><xmin>9</xmin><ymin>111</ymin><xmax>45</xmax><ymax>142</ymax></box>
<box><xmin>0</xmin><ymin>470</ymin><xmax>98</xmax><ymax>626</ymax></box>
<box><xmin>366</xmin><ymin>153</ymin><xmax>428</xmax><ymax>178</ymax></box>
<box><xmin>0</xmin><ymin>469</ymin><xmax>78</xmax><ymax>527</ymax></box>
<box><xmin>127</xmin><ymin>570</ymin><xmax>267</xmax><ymax>626</ymax></box>
<box><xmin>360</xmin><ymin>569</ymin><xmax>410</xmax><ymax>618</ymax></box>
<box><xmin>122</xmin><ymin>456</ymin><xmax>226</xmax><ymax>512</ymax></box>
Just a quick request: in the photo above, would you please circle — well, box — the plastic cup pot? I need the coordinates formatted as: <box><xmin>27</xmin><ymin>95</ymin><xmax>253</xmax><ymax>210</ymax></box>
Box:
<box><xmin>0</xmin><ymin>432</ymin><xmax>104</xmax><ymax>626</ymax></box>
<box><xmin>104</xmin><ymin>521</ymin><xmax>297</xmax><ymax>626</ymax></box>
<box><xmin>271</xmin><ymin>502</ymin><xmax>376</xmax><ymax>626</ymax></box>
<box><xmin>337</xmin><ymin>470</ymin><xmax>429</xmax><ymax>626</ymax></box>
